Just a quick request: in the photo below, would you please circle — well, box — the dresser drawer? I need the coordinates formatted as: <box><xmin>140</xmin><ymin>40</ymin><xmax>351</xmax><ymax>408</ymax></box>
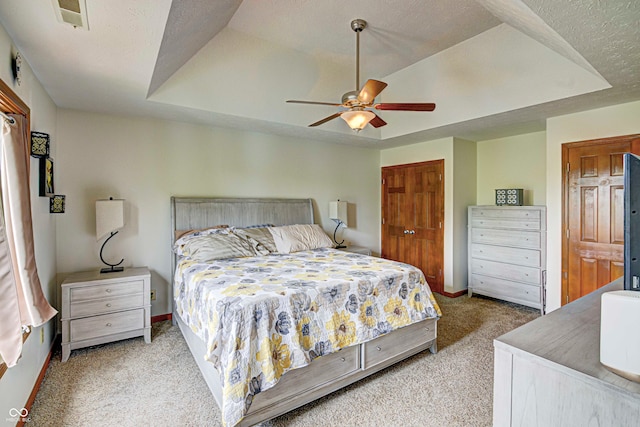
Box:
<box><xmin>70</xmin><ymin>309</ymin><xmax>144</xmax><ymax>342</ymax></box>
<box><xmin>70</xmin><ymin>293</ymin><xmax>144</xmax><ymax>318</ymax></box>
<box><xmin>363</xmin><ymin>318</ymin><xmax>436</xmax><ymax>369</ymax></box>
<box><xmin>250</xmin><ymin>344</ymin><xmax>360</xmax><ymax>413</ymax></box>
<box><xmin>471</xmin><ymin>228</ymin><xmax>541</xmax><ymax>249</ymax></box>
<box><xmin>70</xmin><ymin>280</ymin><xmax>144</xmax><ymax>302</ymax></box>
<box><xmin>471</xmin><ymin>259</ymin><xmax>541</xmax><ymax>285</ymax></box>
<box><xmin>471</xmin><ymin>243</ymin><xmax>541</xmax><ymax>268</ymax></box>
<box><xmin>470</xmin><ymin>208</ymin><xmax>540</xmax><ymax>220</ymax></box>
<box><xmin>471</xmin><ymin>217</ymin><xmax>541</xmax><ymax>231</ymax></box>
<box><xmin>470</xmin><ymin>274</ymin><xmax>541</xmax><ymax>304</ymax></box>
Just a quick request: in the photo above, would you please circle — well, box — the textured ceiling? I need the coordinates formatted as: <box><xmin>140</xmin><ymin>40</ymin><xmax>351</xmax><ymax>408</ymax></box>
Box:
<box><xmin>0</xmin><ymin>0</ymin><xmax>638</xmax><ymax>147</ymax></box>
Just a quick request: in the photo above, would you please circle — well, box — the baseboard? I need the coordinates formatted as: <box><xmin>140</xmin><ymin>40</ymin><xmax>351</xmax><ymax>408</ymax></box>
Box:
<box><xmin>18</xmin><ymin>334</ymin><xmax>60</xmax><ymax>427</ymax></box>
<box><xmin>151</xmin><ymin>313</ymin><xmax>172</xmax><ymax>323</ymax></box>
<box><xmin>442</xmin><ymin>289</ymin><xmax>468</xmax><ymax>298</ymax></box>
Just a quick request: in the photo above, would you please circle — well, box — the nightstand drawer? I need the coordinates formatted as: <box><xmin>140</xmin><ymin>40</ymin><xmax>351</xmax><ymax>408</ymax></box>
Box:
<box><xmin>70</xmin><ymin>309</ymin><xmax>144</xmax><ymax>342</ymax></box>
<box><xmin>363</xmin><ymin>319</ymin><xmax>436</xmax><ymax>369</ymax></box>
<box><xmin>70</xmin><ymin>293</ymin><xmax>144</xmax><ymax>318</ymax></box>
<box><xmin>70</xmin><ymin>279</ymin><xmax>144</xmax><ymax>302</ymax></box>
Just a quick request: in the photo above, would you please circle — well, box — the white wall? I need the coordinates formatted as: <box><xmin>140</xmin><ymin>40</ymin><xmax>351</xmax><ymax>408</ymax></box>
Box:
<box><xmin>0</xmin><ymin>24</ymin><xmax>58</xmax><ymax>421</ymax></box>
<box><xmin>476</xmin><ymin>131</ymin><xmax>546</xmax><ymax>205</ymax></box>
<box><xmin>545</xmin><ymin>100</ymin><xmax>640</xmax><ymax>311</ymax></box>
<box><xmin>380</xmin><ymin>137</ymin><xmax>477</xmax><ymax>293</ymax></box>
<box><xmin>452</xmin><ymin>138</ymin><xmax>477</xmax><ymax>292</ymax></box>
<box><xmin>55</xmin><ymin>110</ymin><xmax>381</xmax><ymax>316</ymax></box>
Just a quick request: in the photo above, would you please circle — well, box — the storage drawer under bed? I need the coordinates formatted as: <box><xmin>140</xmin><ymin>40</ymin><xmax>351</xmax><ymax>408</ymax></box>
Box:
<box><xmin>249</xmin><ymin>344</ymin><xmax>360</xmax><ymax>413</ymax></box>
<box><xmin>363</xmin><ymin>318</ymin><xmax>437</xmax><ymax>369</ymax></box>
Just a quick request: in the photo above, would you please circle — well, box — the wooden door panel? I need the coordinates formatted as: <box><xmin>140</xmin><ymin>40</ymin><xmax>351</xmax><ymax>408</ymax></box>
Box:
<box><xmin>563</xmin><ymin>135</ymin><xmax>640</xmax><ymax>304</ymax></box>
<box><xmin>610</xmin><ymin>185</ymin><xmax>625</xmax><ymax>244</ymax></box>
<box><xmin>382</xmin><ymin>160</ymin><xmax>444</xmax><ymax>294</ymax></box>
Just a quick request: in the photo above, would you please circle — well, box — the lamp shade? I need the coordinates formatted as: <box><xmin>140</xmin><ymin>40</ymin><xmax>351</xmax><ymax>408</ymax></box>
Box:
<box><xmin>329</xmin><ymin>200</ymin><xmax>348</xmax><ymax>227</ymax></box>
<box><xmin>340</xmin><ymin>110</ymin><xmax>375</xmax><ymax>131</ymax></box>
<box><xmin>96</xmin><ymin>199</ymin><xmax>124</xmax><ymax>241</ymax></box>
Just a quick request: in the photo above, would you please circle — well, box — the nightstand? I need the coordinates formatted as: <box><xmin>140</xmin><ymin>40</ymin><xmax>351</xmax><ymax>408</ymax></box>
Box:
<box><xmin>342</xmin><ymin>246</ymin><xmax>372</xmax><ymax>256</ymax></box>
<box><xmin>60</xmin><ymin>267</ymin><xmax>151</xmax><ymax>362</ymax></box>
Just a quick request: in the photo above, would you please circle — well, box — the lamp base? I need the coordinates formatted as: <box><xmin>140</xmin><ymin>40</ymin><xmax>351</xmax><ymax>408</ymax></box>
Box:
<box><xmin>335</xmin><ymin>245</ymin><xmax>347</xmax><ymax>249</ymax></box>
<box><xmin>100</xmin><ymin>266</ymin><xmax>124</xmax><ymax>274</ymax></box>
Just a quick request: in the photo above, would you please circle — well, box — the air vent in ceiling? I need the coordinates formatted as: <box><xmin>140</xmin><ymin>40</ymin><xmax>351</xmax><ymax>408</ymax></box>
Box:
<box><xmin>51</xmin><ymin>0</ymin><xmax>89</xmax><ymax>30</ymax></box>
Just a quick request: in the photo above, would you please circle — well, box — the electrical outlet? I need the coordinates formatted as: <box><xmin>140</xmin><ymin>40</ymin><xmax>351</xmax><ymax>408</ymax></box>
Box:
<box><xmin>40</xmin><ymin>328</ymin><xmax>44</xmax><ymax>344</ymax></box>
<box><xmin>150</xmin><ymin>289</ymin><xmax>156</xmax><ymax>301</ymax></box>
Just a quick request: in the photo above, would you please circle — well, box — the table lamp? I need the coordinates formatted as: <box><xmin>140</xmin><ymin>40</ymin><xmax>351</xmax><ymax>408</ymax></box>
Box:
<box><xmin>96</xmin><ymin>197</ymin><xmax>125</xmax><ymax>273</ymax></box>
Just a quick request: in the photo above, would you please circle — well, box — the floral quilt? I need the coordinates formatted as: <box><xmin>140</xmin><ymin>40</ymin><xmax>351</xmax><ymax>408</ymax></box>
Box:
<box><xmin>174</xmin><ymin>248</ymin><xmax>441</xmax><ymax>427</ymax></box>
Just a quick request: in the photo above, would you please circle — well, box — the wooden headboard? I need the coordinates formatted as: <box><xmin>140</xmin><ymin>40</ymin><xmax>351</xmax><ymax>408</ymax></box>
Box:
<box><xmin>170</xmin><ymin>197</ymin><xmax>314</xmax><ymax>232</ymax></box>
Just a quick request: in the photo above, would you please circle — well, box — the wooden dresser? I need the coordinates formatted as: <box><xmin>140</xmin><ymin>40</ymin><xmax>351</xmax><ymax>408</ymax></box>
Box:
<box><xmin>61</xmin><ymin>267</ymin><xmax>151</xmax><ymax>362</ymax></box>
<box><xmin>467</xmin><ymin>206</ymin><xmax>546</xmax><ymax>314</ymax></box>
<box><xmin>493</xmin><ymin>278</ymin><xmax>640</xmax><ymax>426</ymax></box>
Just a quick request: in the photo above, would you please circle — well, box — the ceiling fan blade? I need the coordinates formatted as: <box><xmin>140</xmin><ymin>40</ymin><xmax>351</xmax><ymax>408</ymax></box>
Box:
<box><xmin>357</xmin><ymin>80</ymin><xmax>388</xmax><ymax>104</ymax></box>
<box><xmin>369</xmin><ymin>114</ymin><xmax>387</xmax><ymax>128</ymax></box>
<box><xmin>374</xmin><ymin>103</ymin><xmax>436</xmax><ymax>111</ymax></box>
<box><xmin>309</xmin><ymin>112</ymin><xmax>342</xmax><ymax>127</ymax></box>
<box><xmin>287</xmin><ymin>100</ymin><xmax>342</xmax><ymax>106</ymax></box>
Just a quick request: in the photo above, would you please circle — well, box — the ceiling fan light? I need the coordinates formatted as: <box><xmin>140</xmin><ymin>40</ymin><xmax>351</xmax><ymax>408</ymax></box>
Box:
<box><xmin>341</xmin><ymin>110</ymin><xmax>375</xmax><ymax>131</ymax></box>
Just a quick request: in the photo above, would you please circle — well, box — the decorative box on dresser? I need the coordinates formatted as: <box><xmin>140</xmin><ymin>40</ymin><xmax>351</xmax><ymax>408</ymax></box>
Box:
<box><xmin>468</xmin><ymin>206</ymin><xmax>546</xmax><ymax>314</ymax></box>
<box><xmin>61</xmin><ymin>267</ymin><xmax>151</xmax><ymax>362</ymax></box>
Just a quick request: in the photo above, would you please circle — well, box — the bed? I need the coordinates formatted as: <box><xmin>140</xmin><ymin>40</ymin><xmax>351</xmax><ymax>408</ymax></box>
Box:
<box><xmin>170</xmin><ymin>197</ymin><xmax>440</xmax><ymax>427</ymax></box>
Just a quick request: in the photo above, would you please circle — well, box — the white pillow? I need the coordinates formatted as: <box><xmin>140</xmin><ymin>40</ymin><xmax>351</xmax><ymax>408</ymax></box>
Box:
<box><xmin>268</xmin><ymin>224</ymin><xmax>334</xmax><ymax>254</ymax></box>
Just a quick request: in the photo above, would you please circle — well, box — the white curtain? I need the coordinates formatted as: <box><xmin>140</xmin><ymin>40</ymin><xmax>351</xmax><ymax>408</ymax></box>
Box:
<box><xmin>0</xmin><ymin>114</ymin><xmax>57</xmax><ymax>367</ymax></box>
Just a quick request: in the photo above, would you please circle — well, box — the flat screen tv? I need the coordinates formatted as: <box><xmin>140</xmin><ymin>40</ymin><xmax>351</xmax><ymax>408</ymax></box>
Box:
<box><xmin>624</xmin><ymin>153</ymin><xmax>640</xmax><ymax>291</ymax></box>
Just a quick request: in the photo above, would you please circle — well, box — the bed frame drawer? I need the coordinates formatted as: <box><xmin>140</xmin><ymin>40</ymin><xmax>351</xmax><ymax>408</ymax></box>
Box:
<box><xmin>250</xmin><ymin>344</ymin><xmax>360</xmax><ymax>413</ymax></box>
<box><xmin>363</xmin><ymin>319</ymin><xmax>436</xmax><ymax>370</ymax></box>
<box><xmin>70</xmin><ymin>308</ymin><xmax>145</xmax><ymax>342</ymax></box>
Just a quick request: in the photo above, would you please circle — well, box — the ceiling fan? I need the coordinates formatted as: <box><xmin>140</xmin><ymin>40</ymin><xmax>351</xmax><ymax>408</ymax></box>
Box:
<box><xmin>287</xmin><ymin>19</ymin><xmax>436</xmax><ymax>132</ymax></box>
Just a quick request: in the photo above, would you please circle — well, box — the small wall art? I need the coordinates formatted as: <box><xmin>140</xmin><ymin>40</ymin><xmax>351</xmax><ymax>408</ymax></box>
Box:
<box><xmin>39</xmin><ymin>157</ymin><xmax>54</xmax><ymax>197</ymax></box>
<box><xmin>49</xmin><ymin>195</ymin><xmax>65</xmax><ymax>213</ymax></box>
<box><xmin>30</xmin><ymin>131</ymin><xmax>50</xmax><ymax>158</ymax></box>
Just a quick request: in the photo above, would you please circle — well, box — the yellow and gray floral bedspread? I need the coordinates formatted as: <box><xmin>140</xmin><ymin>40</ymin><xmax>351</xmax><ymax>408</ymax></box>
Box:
<box><xmin>174</xmin><ymin>248</ymin><xmax>441</xmax><ymax>427</ymax></box>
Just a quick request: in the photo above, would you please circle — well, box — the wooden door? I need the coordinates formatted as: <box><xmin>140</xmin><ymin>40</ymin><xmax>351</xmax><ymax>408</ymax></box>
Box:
<box><xmin>562</xmin><ymin>135</ymin><xmax>640</xmax><ymax>304</ymax></box>
<box><xmin>382</xmin><ymin>160</ymin><xmax>444</xmax><ymax>294</ymax></box>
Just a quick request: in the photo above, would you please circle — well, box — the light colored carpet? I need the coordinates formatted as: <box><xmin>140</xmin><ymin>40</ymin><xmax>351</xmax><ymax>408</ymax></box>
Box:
<box><xmin>29</xmin><ymin>294</ymin><xmax>538</xmax><ymax>426</ymax></box>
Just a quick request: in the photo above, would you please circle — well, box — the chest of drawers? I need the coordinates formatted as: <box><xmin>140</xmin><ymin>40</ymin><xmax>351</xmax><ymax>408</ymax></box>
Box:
<box><xmin>61</xmin><ymin>267</ymin><xmax>151</xmax><ymax>362</ymax></box>
<box><xmin>468</xmin><ymin>206</ymin><xmax>546</xmax><ymax>314</ymax></box>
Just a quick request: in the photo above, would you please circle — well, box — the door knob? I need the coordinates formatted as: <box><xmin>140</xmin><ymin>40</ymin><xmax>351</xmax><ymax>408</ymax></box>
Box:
<box><xmin>404</xmin><ymin>230</ymin><xmax>409</xmax><ymax>234</ymax></box>
<box><xmin>409</xmin><ymin>230</ymin><xmax>416</xmax><ymax>234</ymax></box>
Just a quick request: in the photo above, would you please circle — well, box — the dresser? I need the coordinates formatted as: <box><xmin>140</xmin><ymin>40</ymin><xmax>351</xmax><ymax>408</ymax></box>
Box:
<box><xmin>467</xmin><ymin>206</ymin><xmax>546</xmax><ymax>314</ymax></box>
<box><xmin>493</xmin><ymin>278</ymin><xmax>640</xmax><ymax>426</ymax></box>
<box><xmin>61</xmin><ymin>267</ymin><xmax>151</xmax><ymax>362</ymax></box>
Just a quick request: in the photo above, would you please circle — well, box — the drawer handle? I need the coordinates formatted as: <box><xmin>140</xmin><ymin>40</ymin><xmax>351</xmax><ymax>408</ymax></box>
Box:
<box><xmin>425</xmin><ymin>328</ymin><xmax>430</xmax><ymax>331</ymax></box>
<box><xmin>106</xmin><ymin>289</ymin><xmax>112</xmax><ymax>293</ymax></box>
<box><xmin>376</xmin><ymin>346</ymin><xmax>382</xmax><ymax>351</ymax></box>
<box><xmin>106</xmin><ymin>323</ymin><xmax>112</xmax><ymax>327</ymax></box>
<box><xmin>340</xmin><ymin>357</ymin><xmax>346</xmax><ymax>362</ymax></box>
<box><xmin>106</xmin><ymin>303</ymin><xmax>112</xmax><ymax>308</ymax></box>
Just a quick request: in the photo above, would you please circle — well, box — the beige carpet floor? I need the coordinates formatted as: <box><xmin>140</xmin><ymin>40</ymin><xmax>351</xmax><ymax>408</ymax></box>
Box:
<box><xmin>29</xmin><ymin>294</ymin><xmax>538</xmax><ymax>426</ymax></box>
